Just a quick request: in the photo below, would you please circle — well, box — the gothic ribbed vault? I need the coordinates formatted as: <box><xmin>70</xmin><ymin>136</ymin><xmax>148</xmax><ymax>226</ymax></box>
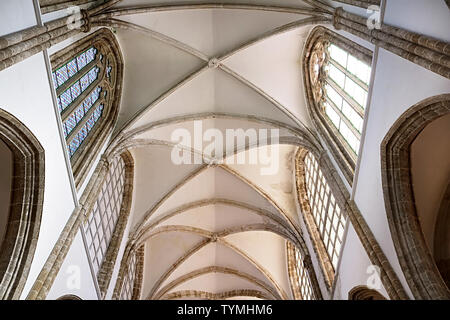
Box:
<box><xmin>101</xmin><ymin>0</ymin><xmax>331</xmax><ymax>300</ymax></box>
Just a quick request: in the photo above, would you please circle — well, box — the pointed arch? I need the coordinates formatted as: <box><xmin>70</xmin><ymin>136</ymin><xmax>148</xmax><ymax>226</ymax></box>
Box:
<box><xmin>295</xmin><ymin>148</ymin><xmax>347</xmax><ymax>289</ymax></box>
<box><xmin>50</xmin><ymin>27</ymin><xmax>124</xmax><ymax>188</ymax></box>
<box><xmin>303</xmin><ymin>26</ymin><xmax>373</xmax><ymax>185</ymax></box>
<box><xmin>286</xmin><ymin>241</ymin><xmax>322</xmax><ymax>300</ymax></box>
<box><xmin>381</xmin><ymin>94</ymin><xmax>450</xmax><ymax>300</ymax></box>
<box><xmin>81</xmin><ymin>150</ymin><xmax>135</xmax><ymax>297</ymax></box>
<box><xmin>112</xmin><ymin>244</ymin><xmax>145</xmax><ymax>300</ymax></box>
<box><xmin>0</xmin><ymin>109</ymin><xmax>45</xmax><ymax>300</ymax></box>
<box><xmin>348</xmin><ymin>285</ymin><xmax>386</xmax><ymax>300</ymax></box>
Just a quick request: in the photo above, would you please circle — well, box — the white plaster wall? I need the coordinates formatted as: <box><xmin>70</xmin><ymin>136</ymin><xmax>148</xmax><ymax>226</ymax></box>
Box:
<box><xmin>0</xmin><ymin>0</ymin><xmax>37</xmax><ymax>37</ymax></box>
<box><xmin>104</xmin><ymin>209</ymin><xmax>134</xmax><ymax>299</ymax></box>
<box><xmin>345</xmin><ymin>0</ymin><xmax>450</xmax><ymax>299</ymax></box>
<box><xmin>1</xmin><ymin>0</ymin><xmax>449</xmax><ymax>301</ymax></box>
<box><xmin>334</xmin><ymin>224</ymin><xmax>389</xmax><ymax>299</ymax></box>
<box><xmin>46</xmin><ymin>231</ymin><xmax>99</xmax><ymax>300</ymax></box>
<box><xmin>0</xmin><ymin>0</ymin><xmax>97</xmax><ymax>300</ymax></box>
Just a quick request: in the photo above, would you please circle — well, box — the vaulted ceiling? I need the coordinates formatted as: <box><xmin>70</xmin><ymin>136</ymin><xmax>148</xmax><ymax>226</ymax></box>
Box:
<box><xmin>105</xmin><ymin>0</ymin><xmax>331</xmax><ymax>300</ymax></box>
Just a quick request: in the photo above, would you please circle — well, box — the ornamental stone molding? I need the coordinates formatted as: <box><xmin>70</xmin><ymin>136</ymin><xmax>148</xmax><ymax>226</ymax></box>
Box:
<box><xmin>0</xmin><ymin>109</ymin><xmax>45</xmax><ymax>300</ymax></box>
<box><xmin>50</xmin><ymin>27</ymin><xmax>124</xmax><ymax>189</ymax></box>
<box><xmin>381</xmin><ymin>94</ymin><xmax>450</xmax><ymax>300</ymax></box>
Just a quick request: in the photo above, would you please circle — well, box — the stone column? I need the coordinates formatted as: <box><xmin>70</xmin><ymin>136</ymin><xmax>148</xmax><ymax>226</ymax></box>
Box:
<box><xmin>26</xmin><ymin>156</ymin><xmax>110</xmax><ymax>300</ymax></box>
<box><xmin>0</xmin><ymin>6</ymin><xmax>97</xmax><ymax>72</ymax></box>
<box><xmin>333</xmin><ymin>0</ymin><xmax>380</xmax><ymax>9</ymax></box>
<box><xmin>333</xmin><ymin>8</ymin><xmax>450</xmax><ymax>79</ymax></box>
<box><xmin>39</xmin><ymin>0</ymin><xmax>97</xmax><ymax>14</ymax></box>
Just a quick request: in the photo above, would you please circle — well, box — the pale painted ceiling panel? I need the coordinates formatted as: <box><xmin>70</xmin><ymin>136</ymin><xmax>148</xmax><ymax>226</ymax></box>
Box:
<box><xmin>223</xmin><ymin>27</ymin><xmax>313</xmax><ymax>129</ymax></box>
<box><xmin>130</xmin><ymin>145</ymin><xmax>202</xmax><ymax>230</ymax></box>
<box><xmin>114</xmin><ymin>28</ymin><xmax>205</xmax><ymax>134</ymax></box>
<box><xmin>144</xmin><ymin>166</ymin><xmax>282</xmax><ymax>227</ymax></box>
<box><xmin>142</xmin><ymin>232</ymin><xmax>205</xmax><ymax>298</ymax></box>
<box><xmin>224</xmin><ymin>231</ymin><xmax>293</xmax><ymax>299</ymax></box>
<box><xmin>225</xmin><ymin>144</ymin><xmax>300</xmax><ymax>225</ymax></box>
<box><xmin>127</xmin><ymin>68</ymin><xmax>300</xmax><ymax>131</ymax></box>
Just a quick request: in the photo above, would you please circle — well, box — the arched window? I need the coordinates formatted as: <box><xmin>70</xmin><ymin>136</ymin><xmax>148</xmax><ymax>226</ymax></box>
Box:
<box><xmin>287</xmin><ymin>242</ymin><xmax>317</xmax><ymax>300</ymax></box>
<box><xmin>295</xmin><ymin>148</ymin><xmax>347</xmax><ymax>287</ymax></box>
<box><xmin>0</xmin><ymin>109</ymin><xmax>44</xmax><ymax>299</ymax></box>
<box><xmin>82</xmin><ymin>151</ymin><xmax>134</xmax><ymax>296</ymax></box>
<box><xmin>304</xmin><ymin>26</ymin><xmax>373</xmax><ymax>184</ymax></box>
<box><xmin>119</xmin><ymin>249</ymin><xmax>138</xmax><ymax>300</ymax></box>
<box><xmin>50</xmin><ymin>28</ymin><xmax>123</xmax><ymax>188</ymax></box>
<box><xmin>304</xmin><ymin>152</ymin><xmax>347</xmax><ymax>271</ymax></box>
<box><xmin>114</xmin><ymin>245</ymin><xmax>145</xmax><ymax>300</ymax></box>
<box><xmin>381</xmin><ymin>94</ymin><xmax>450</xmax><ymax>299</ymax></box>
<box><xmin>83</xmin><ymin>155</ymin><xmax>126</xmax><ymax>276</ymax></box>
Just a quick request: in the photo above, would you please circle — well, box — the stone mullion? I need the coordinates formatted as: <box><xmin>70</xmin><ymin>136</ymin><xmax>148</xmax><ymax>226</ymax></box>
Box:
<box><xmin>56</xmin><ymin>57</ymin><xmax>100</xmax><ymax>96</ymax></box>
<box><xmin>65</xmin><ymin>97</ymin><xmax>106</xmax><ymax>143</ymax></box>
<box><xmin>60</xmin><ymin>60</ymin><xmax>106</xmax><ymax>117</ymax></box>
<box><xmin>60</xmin><ymin>77</ymin><xmax>104</xmax><ymax>122</ymax></box>
<box><xmin>286</xmin><ymin>242</ymin><xmax>303</xmax><ymax>300</ymax></box>
<box><xmin>325</xmin><ymin>78</ymin><xmax>365</xmax><ymax>118</ymax></box>
<box><xmin>334</xmin><ymin>8</ymin><xmax>450</xmax><ymax>79</ymax></box>
<box><xmin>80</xmin><ymin>156</ymin><xmax>110</xmax><ymax>220</ymax></box>
<box><xmin>111</xmin><ymin>244</ymin><xmax>137</xmax><ymax>300</ymax></box>
<box><xmin>323</xmin><ymin>90</ymin><xmax>362</xmax><ymax>141</ymax></box>
<box><xmin>326</xmin><ymin>36</ymin><xmax>373</xmax><ymax>65</ymax></box>
<box><xmin>329</xmin><ymin>58</ymin><xmax>369</xmax><ymax>91</ymax></box>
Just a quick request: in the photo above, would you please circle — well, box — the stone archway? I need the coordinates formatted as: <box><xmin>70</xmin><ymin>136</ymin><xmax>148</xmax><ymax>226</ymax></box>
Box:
<box><xmin>381</xmin><ymin>94</ymin><xmax>450</xmax><ymax>300</ymax></box>
<box><xmin>348</xmin><ymin>285</ymin><xmax>386</xmax><ymax>300</ymax></box>
<box><xmin>0</xmin><ymin>109</ymin><xmax>45</xmax><ymax>300</ymax></box>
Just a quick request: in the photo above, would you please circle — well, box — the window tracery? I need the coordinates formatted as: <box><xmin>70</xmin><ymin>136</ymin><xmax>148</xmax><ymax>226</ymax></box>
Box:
<box><xmin>304</xmin><ymin>27</ymin><xmax>372</xmax><ymax>184</ymax></box>
<box><xmin>50</xmin><ymin>28</ymin><xmax>123</xmax><ymax>187</ymax></box>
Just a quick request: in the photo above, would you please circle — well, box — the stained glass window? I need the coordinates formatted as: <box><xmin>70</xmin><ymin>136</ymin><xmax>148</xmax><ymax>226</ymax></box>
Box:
<box><xmin>304</xmin><ymin>152</ymin><xmax>347</xmax><ymax>270</ymax></box>
<box><xmin>52</xmin><ymin>47</ymin><xmax>97</xmax><ymax>90</ymax></box>
<box><xmin>62</xmin><ymin>87</ymin><xmax>102</xmax><ymax>139</ymax></box>
<box><xmin>67</xmin><ymin>104</ymin><xmax>104</xmax><ymax>157</ymax></box>
<box><xmin>50</xmin><ymin>44</ymin><xmax>112</xmax><ymax>159</ymax></box>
